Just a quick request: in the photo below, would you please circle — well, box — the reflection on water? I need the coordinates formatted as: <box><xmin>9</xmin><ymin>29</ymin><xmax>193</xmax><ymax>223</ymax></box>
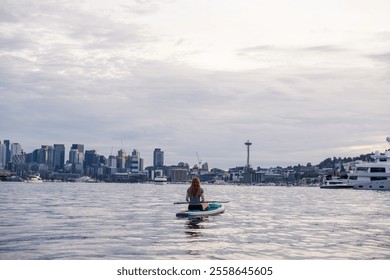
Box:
<box><xmin>184</xmin><ymin>218</ymin><xmax>205</xmax><ymax>237</ymax></box>
<box><xmin>0</xmin><ymin>182</ymin><xmax>389</xmax><ymax>259</ymax></box>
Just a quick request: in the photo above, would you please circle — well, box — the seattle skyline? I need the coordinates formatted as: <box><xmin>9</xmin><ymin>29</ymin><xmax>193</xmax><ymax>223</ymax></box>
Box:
<box><xmin>2</xmin><ymin>137</ymin><xmax>389</xmax><ymax>172</ymax></box>
<box><xmin>1</xmin><ymin>0</ymin><xmax>390</xmax><ymax>169</ymax></box>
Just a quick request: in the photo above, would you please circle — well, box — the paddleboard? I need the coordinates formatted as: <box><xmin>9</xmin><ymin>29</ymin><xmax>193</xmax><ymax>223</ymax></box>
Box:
<box><xmin>176</xmin><ymin>203</ymin><xmax>225</xmax><ymax>218</ymax></box>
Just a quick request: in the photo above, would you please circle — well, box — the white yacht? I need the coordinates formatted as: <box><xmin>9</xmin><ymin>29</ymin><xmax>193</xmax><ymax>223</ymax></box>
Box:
<box><xmin>320</xmin><ymin>176</ymin><xmax>353</xmax><ymax>189</ymax></box>
<box><xmin>154</xmin><ymin>176</ymin><xmax>168</xmax><ymax>185</ymax></box>
<box><xmin>349</xmin><ymin>138</ymin><xmax>390</xmax><ymax>190</ymax></box>
<box><xmin>26</xmin><ymin>175</ymin><xmax>43</xmax><ymax>183</ymax></box>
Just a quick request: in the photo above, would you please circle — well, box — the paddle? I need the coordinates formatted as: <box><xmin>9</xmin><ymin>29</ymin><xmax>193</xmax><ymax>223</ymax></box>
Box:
<box><xmin>173</xmin><ymin>200</ymin><xmax>230</xmax><ymax>205</ymax></box>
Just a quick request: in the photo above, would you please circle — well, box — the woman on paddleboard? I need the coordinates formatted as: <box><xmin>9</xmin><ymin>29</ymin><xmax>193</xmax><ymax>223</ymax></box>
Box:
<box><xmin>186</xmin><ymin>177</ymin><xmax>207</xmax><ymax>210</ymax></box>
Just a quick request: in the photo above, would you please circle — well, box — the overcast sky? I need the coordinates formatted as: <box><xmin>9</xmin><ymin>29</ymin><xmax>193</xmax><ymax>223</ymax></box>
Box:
<box><xmin>1</xmin><ymin>0</ymin><xmax>390</xmax><ymax>169</ymax></box>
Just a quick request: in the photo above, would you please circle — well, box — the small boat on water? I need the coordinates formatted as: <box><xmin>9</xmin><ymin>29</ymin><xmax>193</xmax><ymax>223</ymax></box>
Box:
<box><xmin>26</xmin><ymin>175</ymin><xmax>43</xmax><ymax>183</ymax></box>
<box><xmin>154</xmin><ymin>176</ymin><xmax>168</xmax><ymax>185</ymax></box>
<box><xmin>176</xmin><ymin>203</ymin><xmax>225</xmax><ymax>218</ymax></box>
<box><xmin>320</xmin><ymin>177</ymin><xmax>353</xmax><ymax>189</ymax></box>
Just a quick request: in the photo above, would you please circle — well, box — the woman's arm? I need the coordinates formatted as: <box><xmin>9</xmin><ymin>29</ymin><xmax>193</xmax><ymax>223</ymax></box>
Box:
<box><xmin>200</xmin><ymin>193</ymin><xmax>205</xmax><ymax>203</ymax></box>
<box><xmin>186</xmin><ymin>191</ymin><xmax>190</xmax><ymax>202</ymax></box>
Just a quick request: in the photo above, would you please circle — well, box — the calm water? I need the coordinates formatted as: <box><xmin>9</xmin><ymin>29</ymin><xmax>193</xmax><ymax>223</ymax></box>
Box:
<box><xmin>0</xmin><ymin>182</ymin><xmax>389</xmax><ymax>260</ymax></box>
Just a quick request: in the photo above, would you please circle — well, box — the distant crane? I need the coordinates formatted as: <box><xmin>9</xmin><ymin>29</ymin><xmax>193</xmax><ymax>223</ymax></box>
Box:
<box><xmin>196</xmin><ymin>152</ymin><xmax>202</xmax><ymax>168</ymax></box>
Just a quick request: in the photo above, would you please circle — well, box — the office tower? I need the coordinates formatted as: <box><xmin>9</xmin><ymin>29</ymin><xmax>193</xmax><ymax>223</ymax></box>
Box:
<box><xmin>98</xmin><ymin>155</ymin><xmax>107</xmax><ymax>165</ymax></box>
<box><xmin>32</xmin><ymin>149</ymin><xmax>39</xmax><ymax>163</ymax></box>
<box><xmin>108</xmin><ymin>155</ymin><xmax>117</xmax><ymax>168</ymax></box>
<box><xmin>117</xmin><ymin>149</ymin><xmax>126</xmax><ymax>170</ymax></box>
<box><xmin>69</xmin><ymin>149</ymin><xmax>79</xmax><ymax>164</ymax></box>
<box><xmin>139</xmin><ymin>158</ymin><xmax>144</xmax><ymax>172</ymax></box>
<box><xmin>0</xmin><ymin>142</ymin><xmax>6</xmax><ymax>168</ymax></box>
<box><xmin>84</xmin><ymin>150</ymin><xmax>99</xmax><ymax>177</ymax></box>
<box><xmin>38</xmin><ymin>145</ymin><xmax>54</xmax><ymax>166</ymax></box>
<box><xmin>10</xmin><ymin>143</ymin><xmax>22</xmax><ymax>162</ymax></box>
<box><xmin>3</xmin><ymin>140</ymin><xmax>10</xmax><ymax>165</ymax></box>
<box><xmin>70</xmin><ymin>144</ymin><xmax>85</xmax><ymax>164</ymax></box>
<box><xmin>130</xmin><ymin>149</ymin><xmax>141</xmax><ymax>173</ymax></box>
<box><xmin>85</xmin><ymin>150</ymin><xmax>98</xmax><ymax>167</ymax></box>
<box><xmin>53</xmin><ymin>144</ymin><xmax>65</xmax><ymax>171</ymax></box>
<box><xmin>153</xmin><ymin>148</ymin><xmax>164</xmax><ymax>169</ymax></box>
<box><xmin>71</xmin><ymin>144</ymin><xmax>84</xmax><ymax>153</ymax></box>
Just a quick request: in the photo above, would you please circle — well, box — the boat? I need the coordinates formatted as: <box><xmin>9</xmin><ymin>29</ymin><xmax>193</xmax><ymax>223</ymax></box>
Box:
<box><xmin>26</xmin><ymin>175</ymin><xmax>43</xmax><ymax>183</ymax></box>
<box><xmin>350</xmin><ymin>138</ymin><xmax>390</xmax><ymax>190</ymax></box>
<box><xmin>154</xmin><ymin>176</ymin><xmax>167</xmax><ymax>185</ymax></box>
<box><xmin>320</xmin><ymin>176</ymin><xmax>353</xmax><ymax>189</ymax></box>
<box><xmin>77</xmin><ymin>176</ymin><xmax>99</xmax><ymax>183</ymax></box>
<box><xmin>176</xmin><ymin>203</ymin><xmax>225</xmax><ymax>218</ymax></box>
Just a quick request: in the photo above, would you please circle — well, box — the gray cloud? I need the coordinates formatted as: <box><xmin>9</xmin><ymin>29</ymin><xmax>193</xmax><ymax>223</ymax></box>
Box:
<box><xmin>367</xmin><ymin>52</ymin><xmax>390</xmax><ymax>64</ymax></box>
<box><xmin>237</xmin><ymin>44</ymin><xmax>349</xmax><ymax>56</ymax></box>
<box><xmin>301</xmin><ymin>45</ymin><xmax>348</xmax><ymax>53</ymax></box>
<box><xmin>0</xmin><ymin>6</ymin><xmax>18</xmax><ymax>22</ymax></box>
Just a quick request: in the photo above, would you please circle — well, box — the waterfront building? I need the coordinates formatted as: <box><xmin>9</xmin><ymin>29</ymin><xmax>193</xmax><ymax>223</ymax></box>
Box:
<box><xmin>171</xmin><ymin>168</ymin><xmax>188</xmax><ymax>182</ymax></box>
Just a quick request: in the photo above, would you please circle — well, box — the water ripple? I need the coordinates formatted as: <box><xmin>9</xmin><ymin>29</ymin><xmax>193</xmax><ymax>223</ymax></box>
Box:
<box><xmin>0</xmin><ymin>182</ymin><xmax>389</xmax><ymax>259</ymax></box>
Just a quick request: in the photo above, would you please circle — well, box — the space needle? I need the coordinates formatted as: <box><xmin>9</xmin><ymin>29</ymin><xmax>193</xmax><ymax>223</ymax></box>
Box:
<box><xmin>245</xmin><ymin>140</ymin><xmax>252</xmax><ymax>170</ymax></box>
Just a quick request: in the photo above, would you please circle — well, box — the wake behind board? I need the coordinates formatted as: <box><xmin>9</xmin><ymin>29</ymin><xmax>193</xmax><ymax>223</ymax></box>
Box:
<box><xmin>176</xmin><ymin>203</ymin><xmax>225</xmax><ymax>218</ymax></box>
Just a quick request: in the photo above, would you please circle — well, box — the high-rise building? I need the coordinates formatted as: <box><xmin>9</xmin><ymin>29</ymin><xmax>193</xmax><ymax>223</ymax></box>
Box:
<box><xmin>70</xmin><ymin>144</ymin><xmax>85</xmax><ymax>165</ymax></box>
<box><xmin>108</xmin><ymin>155</ymin><xmax>117</xmax><ymax>168</ymax></box>
<box><xmin>84</xmin><ymin>150</ymin><xmax>99</xmax><ymax>177</ymax></box>
<box><xmin>38</xmin><ymin>145</ymin><xmax>54</xmax><ymax>166</ymax></box>
<box><xmin>117</xmin><ymin>149</ymin><xmax>126</xmax><ymax>170</ymax></box>
<box><xmin>85</xmin><ymin>150</ymin><xmax>98</xmax><ymax>167</ymax></box>
<box><xmin>10</xmin><ymin>143</ymin><xmax>22</xmax><ymax>162</ymax></box>
<box><xmin>3</xmin><ymin>140</ymin><xmax>10</xmax><ymax>165</ymax></box>
<box><xmin>69</xmin><ymin>149</ymin><xmax>79</xmax><ymax>164</ymax></box>
<box><xmin>153</xmin><ymin>148</ymin><xmax>164</xmax><ymax>169</ymax></box>
<box><xmin>130</xmin><ymin>149</ymin><xmax>142</xmax><ymax>173</ymax></box>
<box><xmin>0</xmin><ymin>142</ymin><xmax>6</xmax><ymax>168</ymax></box>
<box><xmin>71</xmin><ymin>144</ymin><xmax>84</xmax><ymax>153</ymax></box>
<box><xmin>53</xmin><ymin>144</ymin><xmax>65</xmax><ymax>171</ymax></box>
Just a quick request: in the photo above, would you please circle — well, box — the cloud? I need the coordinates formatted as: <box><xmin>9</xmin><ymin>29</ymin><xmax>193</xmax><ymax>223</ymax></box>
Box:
<box><xmin>301</xmin><ymin>45</ymin><xmax>348</xmax><ymax>53</ymax></box>
<box><xmin>0</xmin><ymin>6</ymin><xmax>18</xmax><ymax>22</ymax></box>
<box><xmin>367</xmin><ymin>52</ymin><xmax>390</xmax><ymax>64</ymax></box>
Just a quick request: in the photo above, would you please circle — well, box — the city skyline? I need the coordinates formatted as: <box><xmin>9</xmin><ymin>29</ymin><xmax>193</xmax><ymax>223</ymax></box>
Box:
<box><xmin>2</xmin><ymin>137</ymin><xmax>389</xmax><ymax>172</ymax></box>
<box><xmin>1</xmin><ymin>1</ymin><xmax>390</xmax><ymax>169</ymax></box>
<box><xmin>0</xmin><ymin>138</ymin><xmax>229</xmax><ymax>170</ymax></box>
